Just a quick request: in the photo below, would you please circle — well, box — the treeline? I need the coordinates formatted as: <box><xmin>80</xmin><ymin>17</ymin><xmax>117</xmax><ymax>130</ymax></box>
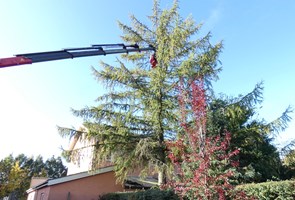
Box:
<box><xmin>0</xmin><ymin>154</ymin><xmax>67</xmax><ymax>200</ymax></box>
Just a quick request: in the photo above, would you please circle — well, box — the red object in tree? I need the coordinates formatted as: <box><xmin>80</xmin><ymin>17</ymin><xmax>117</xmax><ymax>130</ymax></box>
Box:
<box><xmin>149</xmin><ymin>53</ymin><xmax>157</xmax><ymax>68</ymax></box>
<box><xmin>0</xmin><ymin>56</ymin><xmax>32</xmax><ymax>68</ymax></box>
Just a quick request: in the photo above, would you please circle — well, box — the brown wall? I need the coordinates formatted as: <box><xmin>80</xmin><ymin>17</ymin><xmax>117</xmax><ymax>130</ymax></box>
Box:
<box><xmin>48</xmin><ymin>171</ymin><xmax>124</xmax><ymax>200</ymax></box>
<box><xmin>35</xmin><ymin>187</ymin><xmax>51</xmax><ymax>200</ymax></box>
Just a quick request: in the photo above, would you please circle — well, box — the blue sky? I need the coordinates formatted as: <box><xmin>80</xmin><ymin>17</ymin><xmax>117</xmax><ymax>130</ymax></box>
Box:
<box><xmin>0</xmin><ymin>0</ymin><xmax>294</xmax><ymax>160</ymax></box>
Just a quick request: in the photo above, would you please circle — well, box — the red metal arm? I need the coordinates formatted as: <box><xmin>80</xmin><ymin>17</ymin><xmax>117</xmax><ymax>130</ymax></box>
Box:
<box><xmin>0</xmin><ymin>56</ymin><xmax>32</xmax><ymax>68</ymax></box>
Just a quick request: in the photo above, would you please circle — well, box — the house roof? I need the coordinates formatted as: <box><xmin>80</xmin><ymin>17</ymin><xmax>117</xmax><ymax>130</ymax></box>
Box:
<box><xmin>30</xmin><ymin>177</ymin><xmax>48</xmax><ymax>188</ymax></box>
<box><xmin>125</xmin><ymin>176</ymin><xmax>158</xmax><ymax>189</ymax></box>
<box><xmin>27</xmin><ymin>165</ymin><xmax>158</xmax><ymax>194</ymax></box>
<box><xmin>26</xmin><ymin>165</ymin><xmax>114</xmax><ymax>193</ymax></box>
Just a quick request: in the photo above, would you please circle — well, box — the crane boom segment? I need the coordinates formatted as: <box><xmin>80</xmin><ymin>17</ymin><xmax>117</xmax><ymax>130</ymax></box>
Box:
<box><xmin>0</xmin><ymin>44</ymin><xmax>155</xmax><ymax>68</ymax></box>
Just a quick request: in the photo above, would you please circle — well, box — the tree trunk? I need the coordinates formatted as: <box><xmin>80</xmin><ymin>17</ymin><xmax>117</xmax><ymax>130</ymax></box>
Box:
<box><xmin>157</xmin><ymin>87</ymin><xmax>167</xmax><ymax>186</ymax></box>
<box><xmin>158</xmin><ymin>167</ymin><xmax>167</xmax><ymax>185</ymax></box>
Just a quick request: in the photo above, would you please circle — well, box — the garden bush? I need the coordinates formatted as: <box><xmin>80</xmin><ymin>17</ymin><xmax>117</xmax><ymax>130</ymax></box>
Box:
<box><xmin>234</xmin><ymin>180</ymin><xmax>295</xmax><ymax>200</ymax></box>
<box><xmin>98</xmin><ymin>189</ymin><xmax>179</xmax><ymax>200</ymax></box>
<box><xmin>99</xmin><ymin>181</ymin><xmax>295</xmax><ymax>199</ymax></box>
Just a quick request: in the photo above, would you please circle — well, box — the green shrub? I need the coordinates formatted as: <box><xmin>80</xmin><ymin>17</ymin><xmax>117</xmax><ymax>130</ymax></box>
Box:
<box><xmin>99</xmin><ymin>181</ymin><xmax>295</xmax><ymax>200</ymax></box>
<box><xmin>98</xmin><ymin>189</ymin><xmax>179</xmax><ymax>200</ymax></box>
<box><xmin>234</xmin><ymin>180</ymin><xmax>295</xmax><ymax>200</ymax></box>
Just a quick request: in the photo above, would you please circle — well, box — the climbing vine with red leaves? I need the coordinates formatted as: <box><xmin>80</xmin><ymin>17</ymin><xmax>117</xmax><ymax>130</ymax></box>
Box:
<box><xmin>164</xmin><ymin>77</ymin><xmax>252</xmax><ymax>200</ymax></box>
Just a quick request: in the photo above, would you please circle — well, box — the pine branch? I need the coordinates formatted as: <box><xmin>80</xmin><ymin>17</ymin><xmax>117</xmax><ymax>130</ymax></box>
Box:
<box><xmin>92</xmin><ymin>64</ymin><xmax>136</xmax><ymax>89</ymax></box>
<box><xmin>280</xmin><ymin>139</ymin><xmax>295</xmax><ymax>156</ymax></box>
<box><xmin>95</xmin><ymin>91</ymin><xmax>138</xmax><ymax>103</ymax></box>
<box><xmin>148</xmin><ymin>0</ymin><xmax>161</xmax><ymax>29</ymax></box>
<box><xmin>72</xmin><ymin>106</ymin><xmax>152</xmax><ymax>127</ymax></box>
<box><xmin>118</xmin><ymin>22</ymin><xmax>150</xmax><ymax>44</ymax></box>
<box><xmin>230</xmin><ymin>82</ymin><xmax>264</xmax><ymax>108</ymax></box>
<box><xmin>57</xmin><ymin>126</ymin><xmax>86</xmax><ymax>140</ymax></box>
<box><xmin>118</xmin><ymin>59</ymin><xmax>151</xmax><ymax>92</ymax></box>
<box><xmin>92</xmin><ymin>60</ymin><xmax>150</xmax><ymax>93</ymax></box>
<box><xmin>265</xmin><ymin>106</ymin><xmax>293</xmax><ymax>136</ymax></box>
<box><xmin>130</xmin><ymin>14</ymin><xmax>155</xmax><ymax>45</ymax></box>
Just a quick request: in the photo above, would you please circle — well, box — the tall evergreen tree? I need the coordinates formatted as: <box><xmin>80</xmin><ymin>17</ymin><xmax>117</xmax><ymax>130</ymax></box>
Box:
<box><xmin>59</xmin><ymin>0</ymin><xmax>222</xmax><ymax>185</ymax></box>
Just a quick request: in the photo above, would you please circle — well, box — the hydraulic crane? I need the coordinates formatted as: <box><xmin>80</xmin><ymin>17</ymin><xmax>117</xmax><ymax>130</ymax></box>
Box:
<box><xmin>0</xmin><ymin>43</ymin><xmax>157</xmax><ymax>68</ymax></box>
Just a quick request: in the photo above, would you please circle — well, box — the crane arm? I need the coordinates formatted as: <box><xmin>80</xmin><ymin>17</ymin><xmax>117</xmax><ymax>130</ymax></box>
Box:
<box><xmin>0</xmin><ymin>44</ymin><xmax>156</xmax><ymax>68</ymax></box>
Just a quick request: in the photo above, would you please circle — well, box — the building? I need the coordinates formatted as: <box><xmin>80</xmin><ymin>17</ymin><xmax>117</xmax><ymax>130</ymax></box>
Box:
<box><xmin>26</xmin><ymin>129</ymin><xmax>157</xmax><ymax>200</ymax></box>
<box><xmin>27</xmin><ymin>166</ymin><xmax>123</xmax><ymax>200</ymax></box>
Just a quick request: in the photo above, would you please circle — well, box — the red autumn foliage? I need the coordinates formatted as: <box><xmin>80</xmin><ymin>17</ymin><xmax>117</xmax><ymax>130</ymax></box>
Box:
<box><xmin>164</xmin><ymin>78</ymin><xmax>252</xmax><ymax>199</ymax></box>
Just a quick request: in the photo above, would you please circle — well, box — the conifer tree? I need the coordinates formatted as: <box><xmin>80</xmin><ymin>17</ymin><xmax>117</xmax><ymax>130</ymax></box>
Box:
<box><xmin>207</xmin><ymin>83</ymin><xmax>292</xmax><ymax>183</ymax></box>
<box><xmin>59</xmin><ymin>0</ymin><xmax>222</xmax><ymax>185</ymax></box>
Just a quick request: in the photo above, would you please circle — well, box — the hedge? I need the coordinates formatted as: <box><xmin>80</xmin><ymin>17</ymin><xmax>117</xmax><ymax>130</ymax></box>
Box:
<box><xmin>99</xmin><ymin>181</ymin><xmax>295</xmax><ymax>200</ymax></box>
<box><xmin>98</xmin><ymin>189</ymin><xmax>179</xmax><ymax>200</ymax></box>
<box><xmin>234</xmin><ymin>180</ymin><xmax>295</xmax><ymax>200</ymax></box>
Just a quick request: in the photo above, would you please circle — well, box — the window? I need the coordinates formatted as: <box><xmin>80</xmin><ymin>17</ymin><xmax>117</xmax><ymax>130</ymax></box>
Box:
<box><xmin>40</xmin><ymin>193</ymin><xmax>45</xmax><ymax>200</ymax></box>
